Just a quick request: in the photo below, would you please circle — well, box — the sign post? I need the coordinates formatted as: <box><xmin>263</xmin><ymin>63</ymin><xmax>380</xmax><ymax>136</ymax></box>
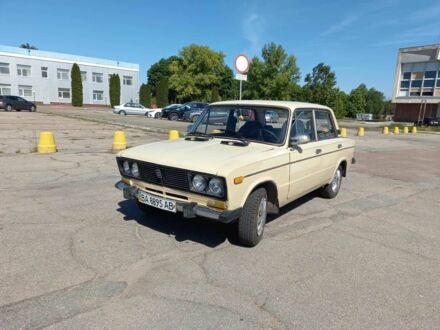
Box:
<box><xmin>234</xmin><ymin>54</ymin><xmax>250</xmax><ymax>100</ymax></box>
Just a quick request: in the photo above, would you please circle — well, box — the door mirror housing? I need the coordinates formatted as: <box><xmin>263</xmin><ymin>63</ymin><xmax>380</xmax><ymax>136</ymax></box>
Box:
<box><xmin>290</xmin><ymin>134</ymin><xmax>310</xmax><ymax>146</ymax></box>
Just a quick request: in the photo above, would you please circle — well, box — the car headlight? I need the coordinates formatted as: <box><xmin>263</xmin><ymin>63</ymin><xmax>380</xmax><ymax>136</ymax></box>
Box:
<box><xmin>208</xmin><ymin>178</ymin><xmax>224</xmax><ymax>197</ymax></box>
<box><xmin>192</xmin><ymin>174</ymin><xmax>207</xmax><ymax>192</ymax></box>
<box><xmin>123</xmin><ymin>161</ymin><xmax>130</xmax><ymax>174</ymax></box>
<box><xmin>131</xmin><ymin>162</ymin><xmax>140</xmax><ymax>177</ymax></box>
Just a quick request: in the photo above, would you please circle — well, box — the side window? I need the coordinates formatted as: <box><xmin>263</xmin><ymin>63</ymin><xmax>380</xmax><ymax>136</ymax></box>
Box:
<box><xmin>315</xmin><ymin>110</ymin><xmax>337</xmax><ymax>140</ymax></box>
<box><xmin>291</xmin><ymin>109</ymin><xmax>316</xmax><ymax>141</ymax></box>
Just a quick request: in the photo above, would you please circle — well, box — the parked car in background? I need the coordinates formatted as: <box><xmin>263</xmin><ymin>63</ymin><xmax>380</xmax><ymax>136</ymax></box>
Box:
<box><xmin>161</xmin><ymin>102</ymin><xmax>207</xmax><ymax>120</ymax></box>
<box><xmin>265</xmin><ymin>110</ymin><xmax>279</xmax><ymax>123</ymax></box>
<box><xmin>146</xmin><ymin>108</ymin><xmax>162</xmax><ymax>118</ymax></box>
<box><xmin>159</xmin><ymin>104</ymin><xmax>181</xmax><ymax>119</ymax></box>
<box><xmin>115</xmin><ymin>100</ymin><xmax>356</xmax><ymax>246</ymax></box>
<box><xmin>182</xmin><ymin>108</ymin><xmax>204</xmax><ymax>122</ymax></box>
<box><xmin>0</xmin><ymin>95</ymin><xmax>37</xmax><ymax>112</ymax></box>
<box><xmin>113</xmin><ymin>102</ymin><xmax>150</xmax><ymax>116</ymax></box>
<box><xmin>421</xmin><ymin>117</ymin><xmax>440</xmax><ymax>126</ymax></box>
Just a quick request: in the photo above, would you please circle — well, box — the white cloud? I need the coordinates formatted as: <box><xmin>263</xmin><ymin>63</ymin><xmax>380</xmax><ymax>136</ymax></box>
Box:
<box><xmin>321</xmin><ymin>15</ymin><xmax>358</xmax><ymax>36</ymax></box>
<box><xmin>242</xmin><ymin>12</ymin><xmax>265</xmax><ymax>56</ymax></box>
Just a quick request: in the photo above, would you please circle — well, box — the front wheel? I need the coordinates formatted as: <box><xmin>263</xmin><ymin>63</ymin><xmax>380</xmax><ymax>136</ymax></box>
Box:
<box><xmin>238</xmin><ymin>188</ymin><xmax>267</xmax><ymax>247</ymax></box>
<box><xmin>119</xmin><ymin>110</ymin><xmax>127</xmax><ymax>116</ymax></box>
<box><xmin>319</xmin><ymin>165</ymin><xmax>342</xmax><ymax>199</ymax></box>
<box><xmin>169</xmin><ymin>112</ymin><xmax>179</xmax><ymax>121</ymax></box>
<box><xmin>30</xmin><ymin>106</ymin><xmax>36</xmax><ymax>112</ymax></box>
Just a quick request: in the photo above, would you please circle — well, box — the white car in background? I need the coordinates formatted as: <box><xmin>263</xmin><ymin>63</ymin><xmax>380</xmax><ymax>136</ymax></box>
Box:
<box><xmin>146</xmin><ymin>108</ymin><xmax>162</xmax><ymax>118</ymax></box>
<box><xmin>113</xmin><ymin>102</ymin><xmax>150</xmax><ymax>116</ymax></box>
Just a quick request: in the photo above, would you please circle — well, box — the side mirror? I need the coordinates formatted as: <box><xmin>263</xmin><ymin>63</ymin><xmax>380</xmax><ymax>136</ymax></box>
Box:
<box><xmin>290</xmin><ymin>134</ymin><xmax>310</xmax><ymax>146</ymax></box>
<box><xmin>187</xmin><ymin>124</ymin><xmax>194</xmax><ymax>132</ymax></box>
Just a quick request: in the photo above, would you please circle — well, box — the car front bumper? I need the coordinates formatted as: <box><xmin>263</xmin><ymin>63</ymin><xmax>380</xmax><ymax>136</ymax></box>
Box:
<box><xmin>115</xmin><ymin>181</ymin><xmax>241</xmax><ymax>223</ymax></box>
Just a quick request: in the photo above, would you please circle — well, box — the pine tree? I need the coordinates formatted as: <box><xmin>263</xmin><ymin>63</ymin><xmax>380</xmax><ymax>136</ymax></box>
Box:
<box><xmin>109</xmin><ymin>74</ymin><xmax>121</xmax><ymax>107</ymax></box>
<box><xmin>71</xmin><ymin>63</ymin><xmax>83</xmax><ymax>106</ymax></box>
<box><xmin>156</xmin><ymin>78</ymin><xmax>169</xmax><ymax>108</ymax></box>
<box><xmin>139</xmin><ymin>84</ymin><xmax>152</xmax><ymax>107</ymax></box>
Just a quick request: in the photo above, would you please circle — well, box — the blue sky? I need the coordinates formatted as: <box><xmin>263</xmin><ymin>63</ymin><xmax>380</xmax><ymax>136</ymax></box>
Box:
<box><xmin>1</xmin><ymin>0</ymin><xmax>439</xmax><ymax>97</ymax></box>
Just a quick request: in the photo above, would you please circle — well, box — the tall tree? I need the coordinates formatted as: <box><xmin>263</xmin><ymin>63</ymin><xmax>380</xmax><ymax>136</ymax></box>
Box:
<box><xmin>348</xmin><ymin>84</ymin><xmax>368</xmax><ymax>117</ymax></box>
<box><xmin>366</xmin><ymin>88</ymin><xmax>385</xmax><ymax>119</ymax></box>
<box><xmin>147</xmin><ymin>56</ymin><xmax>180</xmax><ymax>98</ymax></box>
<box><xmin>245</xmin><ymin>42</ymin><xmax>301</xmax><ymax>100</ymax></box>
<box><xmin>211</xmin><ymin>86</ymin><xmax>220</xmax><ymax>102</ymax></box>
<box><xmin>70</xmin><ymin>63</ymin><xmax>83</xmax><ymax>107</ymax></box>
<box><xmin>302</xmin><ymin>63</ymin><xmax>337</xmax><ymax>105</ymax></box>
<box><xmin>169</xmin><ymin>44</ymin><xmax>230</xmax><ymax>102</ymax></box>
<box><xmin>156</xmin><ymin>77</ymin><xmax>169</xmax><ymax>107</ymax></box>
<box><xmin>109</xmin><ymin>74</ymin><xmax>121</xmax><ymax>107</ymax></box>
<box><xmin>330</xmin><ymin>89</ymin><xmax>349</xmax><ymax>119</ymax></box>
<box><xmin>139</xmin><ymin>83</ymin><xmax>151</xmax><ymax>107</ymax></box>
<box><xmin>19</xmin><ymin>43</ymin><xmax>38</xmax><ymax>50</ymax></box>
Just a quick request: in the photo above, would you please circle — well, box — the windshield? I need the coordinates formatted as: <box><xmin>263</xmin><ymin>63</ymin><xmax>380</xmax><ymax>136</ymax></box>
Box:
<box><xmin>190</xmin><ymin>106</ymin><xmax>290</xmax><ymax>145</ymax></box>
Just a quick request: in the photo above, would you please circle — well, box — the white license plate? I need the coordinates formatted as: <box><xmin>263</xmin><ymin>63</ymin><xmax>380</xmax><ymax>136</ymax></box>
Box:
<box><xmin>137</xmin><ymin>191</ymin><xmax>176</xmax><ymax>213</ymax></box>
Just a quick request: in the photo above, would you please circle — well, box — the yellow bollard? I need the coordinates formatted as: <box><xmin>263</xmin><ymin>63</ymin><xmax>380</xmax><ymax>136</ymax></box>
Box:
<box><xmin>412</xmin><ymin>126</ymin><xmax>417</xmax><ymax>134</ymax></box>
<box><xmin>112</xmin><ymin>131</ymin><xmax>127</xmax><ymax>150</ymax></box>
<box><xmin>383</xmin><ymin>126</ymin><xmax>389</xmax><ymax>135</ymax></box>
<box><xmin>340</xmin><ymin>128</ymin><xmax>347</xmax><ymax>138</ymax></box>
<box><xmin>393</xmin><ymin>127</ymin><xmax>400</xmax><ymax>135</ymax></box>
<box><xmin>356</xmin><ymin>127</ymin><xmax>364</xmax><ymax>137</ymax></box>
<box><xmin>168</xmin><ymin>130</ymin><xmax>180</xmax><ymax>140</ymax></box>
<box><xmin>37</xmin><ymin>131</ymin><xmax>57</xmax><ymax>153</ymax></box>
<box><xmin>403</xmin><ymin>126</ymin><xmax>409</xmax><ymax>134</ymax></box>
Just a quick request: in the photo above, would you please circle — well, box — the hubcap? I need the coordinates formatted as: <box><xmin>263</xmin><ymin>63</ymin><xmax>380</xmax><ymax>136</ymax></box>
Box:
<box><xmin>257</xmin><ymin>197</ymin><xmax>267</xmax><ymax>236</ymax></box>
<box><xmin>331</xmin><ymin>169</ymin><xmax>342</xmax><ymax>192</ymax></box>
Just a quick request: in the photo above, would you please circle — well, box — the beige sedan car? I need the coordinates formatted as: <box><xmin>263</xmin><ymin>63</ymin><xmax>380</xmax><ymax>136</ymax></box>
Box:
<box><xmin>115</xmin><ymin>100</ymin><xmax>355</xmax><ymax>246</ymax></box>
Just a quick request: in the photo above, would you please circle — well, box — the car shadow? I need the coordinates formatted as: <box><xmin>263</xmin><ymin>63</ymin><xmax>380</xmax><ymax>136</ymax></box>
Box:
<box><xmin>116</xmin><ymin>191</ymin><xmax>319</xmax><ymax>248</ymax></box>
<box><xmin>116</xmin><ymin>200</ymin><xmax>240</xmax><ymax>248</ymax></box>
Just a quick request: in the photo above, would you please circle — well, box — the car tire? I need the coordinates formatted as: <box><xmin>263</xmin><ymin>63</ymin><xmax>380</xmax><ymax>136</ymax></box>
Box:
<box><xmin>169</xmin><ymin>112</ymin><xmax>179</xmax><ymax>121</ymax></box>
<box><xmin>16</xmin><ymin>109</ymin><xmax>21</xmax><ymax>112</ymax></box>
<box><xmin>319</xmin><ymin>165</ymin><xmax>343</xmax><ymax>199</ymax></box>
<box><xmin>192</xmin><ymin>115</ymin><xmax>199</xmax><ymax>123</ymax></box>
<box><xmin>154</xmin><ymin>112</ymin><xmax>160</xmax><ymax>118</ymax></box>
<box><xmin>238</xmin><ymin>188</ymin><xmax>267</xmax><ymax>247</ymax></box>
<box><xmin>119</xmin><ymin>110</ymin><xmax>127</xmax><ymax>116</ymax></box>
<box><xmin>30</xmin><ymin>106</ymin><xmax>36</xmax><ymax>112</ymax></box>
<box><xmin>5</xmin><ymin>104</ymin><xmax>13</xmax><ymax>112</ymax></box>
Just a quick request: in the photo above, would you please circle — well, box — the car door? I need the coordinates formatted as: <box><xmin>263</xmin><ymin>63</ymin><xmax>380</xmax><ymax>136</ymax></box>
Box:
<box><xmin>8</xmin><ymin>96</ymin><xmax>19</xmax><ymax>109</ymax></box>
<box><xmin>125</xmin><ymin>103</ymin><xmax>135</xmax><ymax>115</ymax></box>
<box><xmin>17</xmin><ymin>97</ymin><xmax>29</xmax><ymax>110</ymax></box>
<box><xmin>314</xmin><ymin>109</ymin><xmax>343</xmax><ymax>183</ymax></box>
<box><xmin>288</xmin><ymin>108</ymin><xmax>324</xmax><ymax>200</ymax></box>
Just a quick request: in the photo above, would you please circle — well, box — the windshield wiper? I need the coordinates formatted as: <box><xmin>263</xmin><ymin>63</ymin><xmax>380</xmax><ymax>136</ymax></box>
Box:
<box><xmin>185</xmin><ymin>132</ymin><xmax>213</xmax><ymax>141</ymax></box>
<box><xmin>217</xmin><ymin>135</ymin><xmax>249</xmax><ymax>146</ymax></box>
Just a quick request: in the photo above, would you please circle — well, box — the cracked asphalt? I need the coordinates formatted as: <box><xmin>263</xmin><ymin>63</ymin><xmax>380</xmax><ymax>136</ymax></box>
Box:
<box><xmin>1</xmin><ymin>110</ymin><xmax>439</xmax><ymax>329</ymax></box>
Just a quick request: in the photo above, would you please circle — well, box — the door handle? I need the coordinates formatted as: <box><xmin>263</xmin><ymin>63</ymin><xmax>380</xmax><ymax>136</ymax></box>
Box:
<box><xmin>338</xmin><ymin>144</ymin><xmax>342</xmax><ymax>149</ymax></box>
<box><xmin>315</xmin><ymin>149</ymin><xmax>322</xmax><ymax>154</ymax></box>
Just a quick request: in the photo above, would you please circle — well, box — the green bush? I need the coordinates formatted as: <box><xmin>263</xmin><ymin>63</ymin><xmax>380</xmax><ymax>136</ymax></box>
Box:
<box><xmin>71</xmin><ymin>63</ymin><xmax>83</xmax><ymax>106</ymax></box>
<box><xmin>109</xmin><ymin>74</ymin><xmax>121</xmax><ymax>107</ymax></box>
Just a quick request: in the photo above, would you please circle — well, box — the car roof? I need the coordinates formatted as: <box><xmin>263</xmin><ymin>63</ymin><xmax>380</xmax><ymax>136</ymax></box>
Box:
<box><xmin>210</xmin><ymin>100</ymin><xmax>332</xmax><ymax>112</ymax></box>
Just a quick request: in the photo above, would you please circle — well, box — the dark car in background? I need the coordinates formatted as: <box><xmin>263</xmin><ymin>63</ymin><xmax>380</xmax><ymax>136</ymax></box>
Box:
<box><xmin>0</xmin><ymin>95</ymin><xmax>37</xmax><ymax>112</ymax></box>
<box><xmin>161</xmin><ymin>102</ymin><xmax>207</xmax><ymax>120</ymax></box>
<box><xmin>421</xmin><ymin>117</ymin><xmax>440</xmax><ymax>126</ymax></box>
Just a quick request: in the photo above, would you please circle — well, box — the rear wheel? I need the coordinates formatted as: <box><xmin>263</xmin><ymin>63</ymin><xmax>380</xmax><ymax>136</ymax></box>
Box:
<box><xmin>119</xmin><ymin>110</ymin><xmax>127</xmax><ymax>116</ymax></box>
<box><xmin>319</xmin><ymin>165</ymin><xmax>342</xmax><ymax>199</ymax></box>
<box><xmin>154</xmin><ymin>112</ymin><xmax>160</xmax><ymax>118</ymax></box>
<box><xmin>238</xmin><ymin>188</ymin><xmax>267</xmax><ymax>247</ymax></box>
<box><xmin>5</xmin><ymin>104</ymin><xmax>13</xmax><ymax>111</ymax></box>
<box><xmin>169</xmin><ymin>112</ymin><xmax>179</xmax><ymax>121</ymax></box>
<box><xmin>30</xmin><ymin>106</ymin><xmax>36</xmax><ymax>112</ymax></box>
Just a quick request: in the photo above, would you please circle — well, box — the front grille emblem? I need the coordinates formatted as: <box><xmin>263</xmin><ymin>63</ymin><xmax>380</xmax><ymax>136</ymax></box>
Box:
<box><xmin>155</xmin><ymin>169</ymin><xmax>162</xmax><ymax>179</ymax></box>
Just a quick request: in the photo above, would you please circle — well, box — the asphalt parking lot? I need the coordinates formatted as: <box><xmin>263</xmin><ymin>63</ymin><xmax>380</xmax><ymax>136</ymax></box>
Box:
<box><xmin>1</xmin><ymin>110</ymin><xmax>439</xmax><ymax>329</ymax></box>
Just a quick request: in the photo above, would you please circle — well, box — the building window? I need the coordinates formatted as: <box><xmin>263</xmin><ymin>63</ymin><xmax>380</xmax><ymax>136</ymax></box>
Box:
<box><xmin>18</xmin><ymin>85</ymin><xmax>33</xmax><ymax>98</ymax></box>
<box><xmin>0</xmin><ymin>84</ymin><xmax>12</xmax><ymax>95</ymax></box>
<box><xmin>123</xmin><ymin>76</ymin><xmax>133</xmax><ymax>85</ymax></box>
<box><xmin>41</xmin><ymin>67</ymin><xmax>48</xmax><ymax>78</ymax></box>
<box><xmin>92</xmin><ymin>72</ymin><xmax>103</xmax><ymax>83</ymax></box>
<box><xmin>80</xmin><ymin>71</ymin><xmax>87</xmax><ymax>81</ymax></box>
<box><xmin>58</xmin><ymin>88</ymin><xmax>71</xmax><ymax>99</ymax></box>
<box><xmin>0</xmin><ymin>63</ymin><xmax>10</xmax><ymax>75</ymax></box>
<box><xmin>93</xmin><ymin>90</ymin><xmax>104</xmax><ymax>101</ymax></box>
<box><xmin>402</xmin><ymin>72</ymin><xmax>411</xmax><ymax>80</ymax></box>
<box><xmin>17</xmin><ymin>65</ymin><xmax>31</xmax><ymax>77</ymax></box>
<box><xmin>57</xmin><ymin>69</ymin><xmax>69</xmax><ymax>80</ymax></box>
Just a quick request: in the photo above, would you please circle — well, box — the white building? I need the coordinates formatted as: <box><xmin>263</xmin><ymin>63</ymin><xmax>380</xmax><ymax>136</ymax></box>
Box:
<box><xmin>0</xmin><ymin>45</ymin><xmax>139</xmax><ymax>106</ymax></box>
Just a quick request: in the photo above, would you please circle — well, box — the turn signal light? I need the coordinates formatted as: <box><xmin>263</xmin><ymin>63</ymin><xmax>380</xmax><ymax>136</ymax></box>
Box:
<box><xmin>234</xmin><ymin>176</ymin><xmax>244</xmax><ymax>185</ymax></box>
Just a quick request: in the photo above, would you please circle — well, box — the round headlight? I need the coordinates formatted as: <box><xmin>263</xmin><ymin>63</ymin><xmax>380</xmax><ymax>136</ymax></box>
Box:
<box><xmin>208</xmin><ymin>178</ymin><xmax>224</xmax><ymax>197</ymax></box>
<box><xmin>192</xmin><ymin>174</ymin><xmax>207</xmax><ymax>192</ymax></box>
<box><xmin>131</xmin><ymin>162</ymin><xmax>140</xmax><ymax>177</ymax></box>
<box><xmin>123</xmin><ymin>161</ymin><xmax>130</xmax><ymax>174</ymax></box>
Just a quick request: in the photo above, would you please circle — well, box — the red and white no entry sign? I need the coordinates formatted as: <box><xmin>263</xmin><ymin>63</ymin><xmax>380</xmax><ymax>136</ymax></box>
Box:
<box><xmin>234</xmin><ymin>54</ymin><xmax>250</xmax><ymax>74</ymax></box>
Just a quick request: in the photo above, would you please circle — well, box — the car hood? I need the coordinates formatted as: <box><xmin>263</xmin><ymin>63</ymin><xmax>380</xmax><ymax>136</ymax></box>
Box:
<box><xmin>118</xmin><ymin>138</ymin><xmax>280</xmax><ymax>176</ymax></box>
